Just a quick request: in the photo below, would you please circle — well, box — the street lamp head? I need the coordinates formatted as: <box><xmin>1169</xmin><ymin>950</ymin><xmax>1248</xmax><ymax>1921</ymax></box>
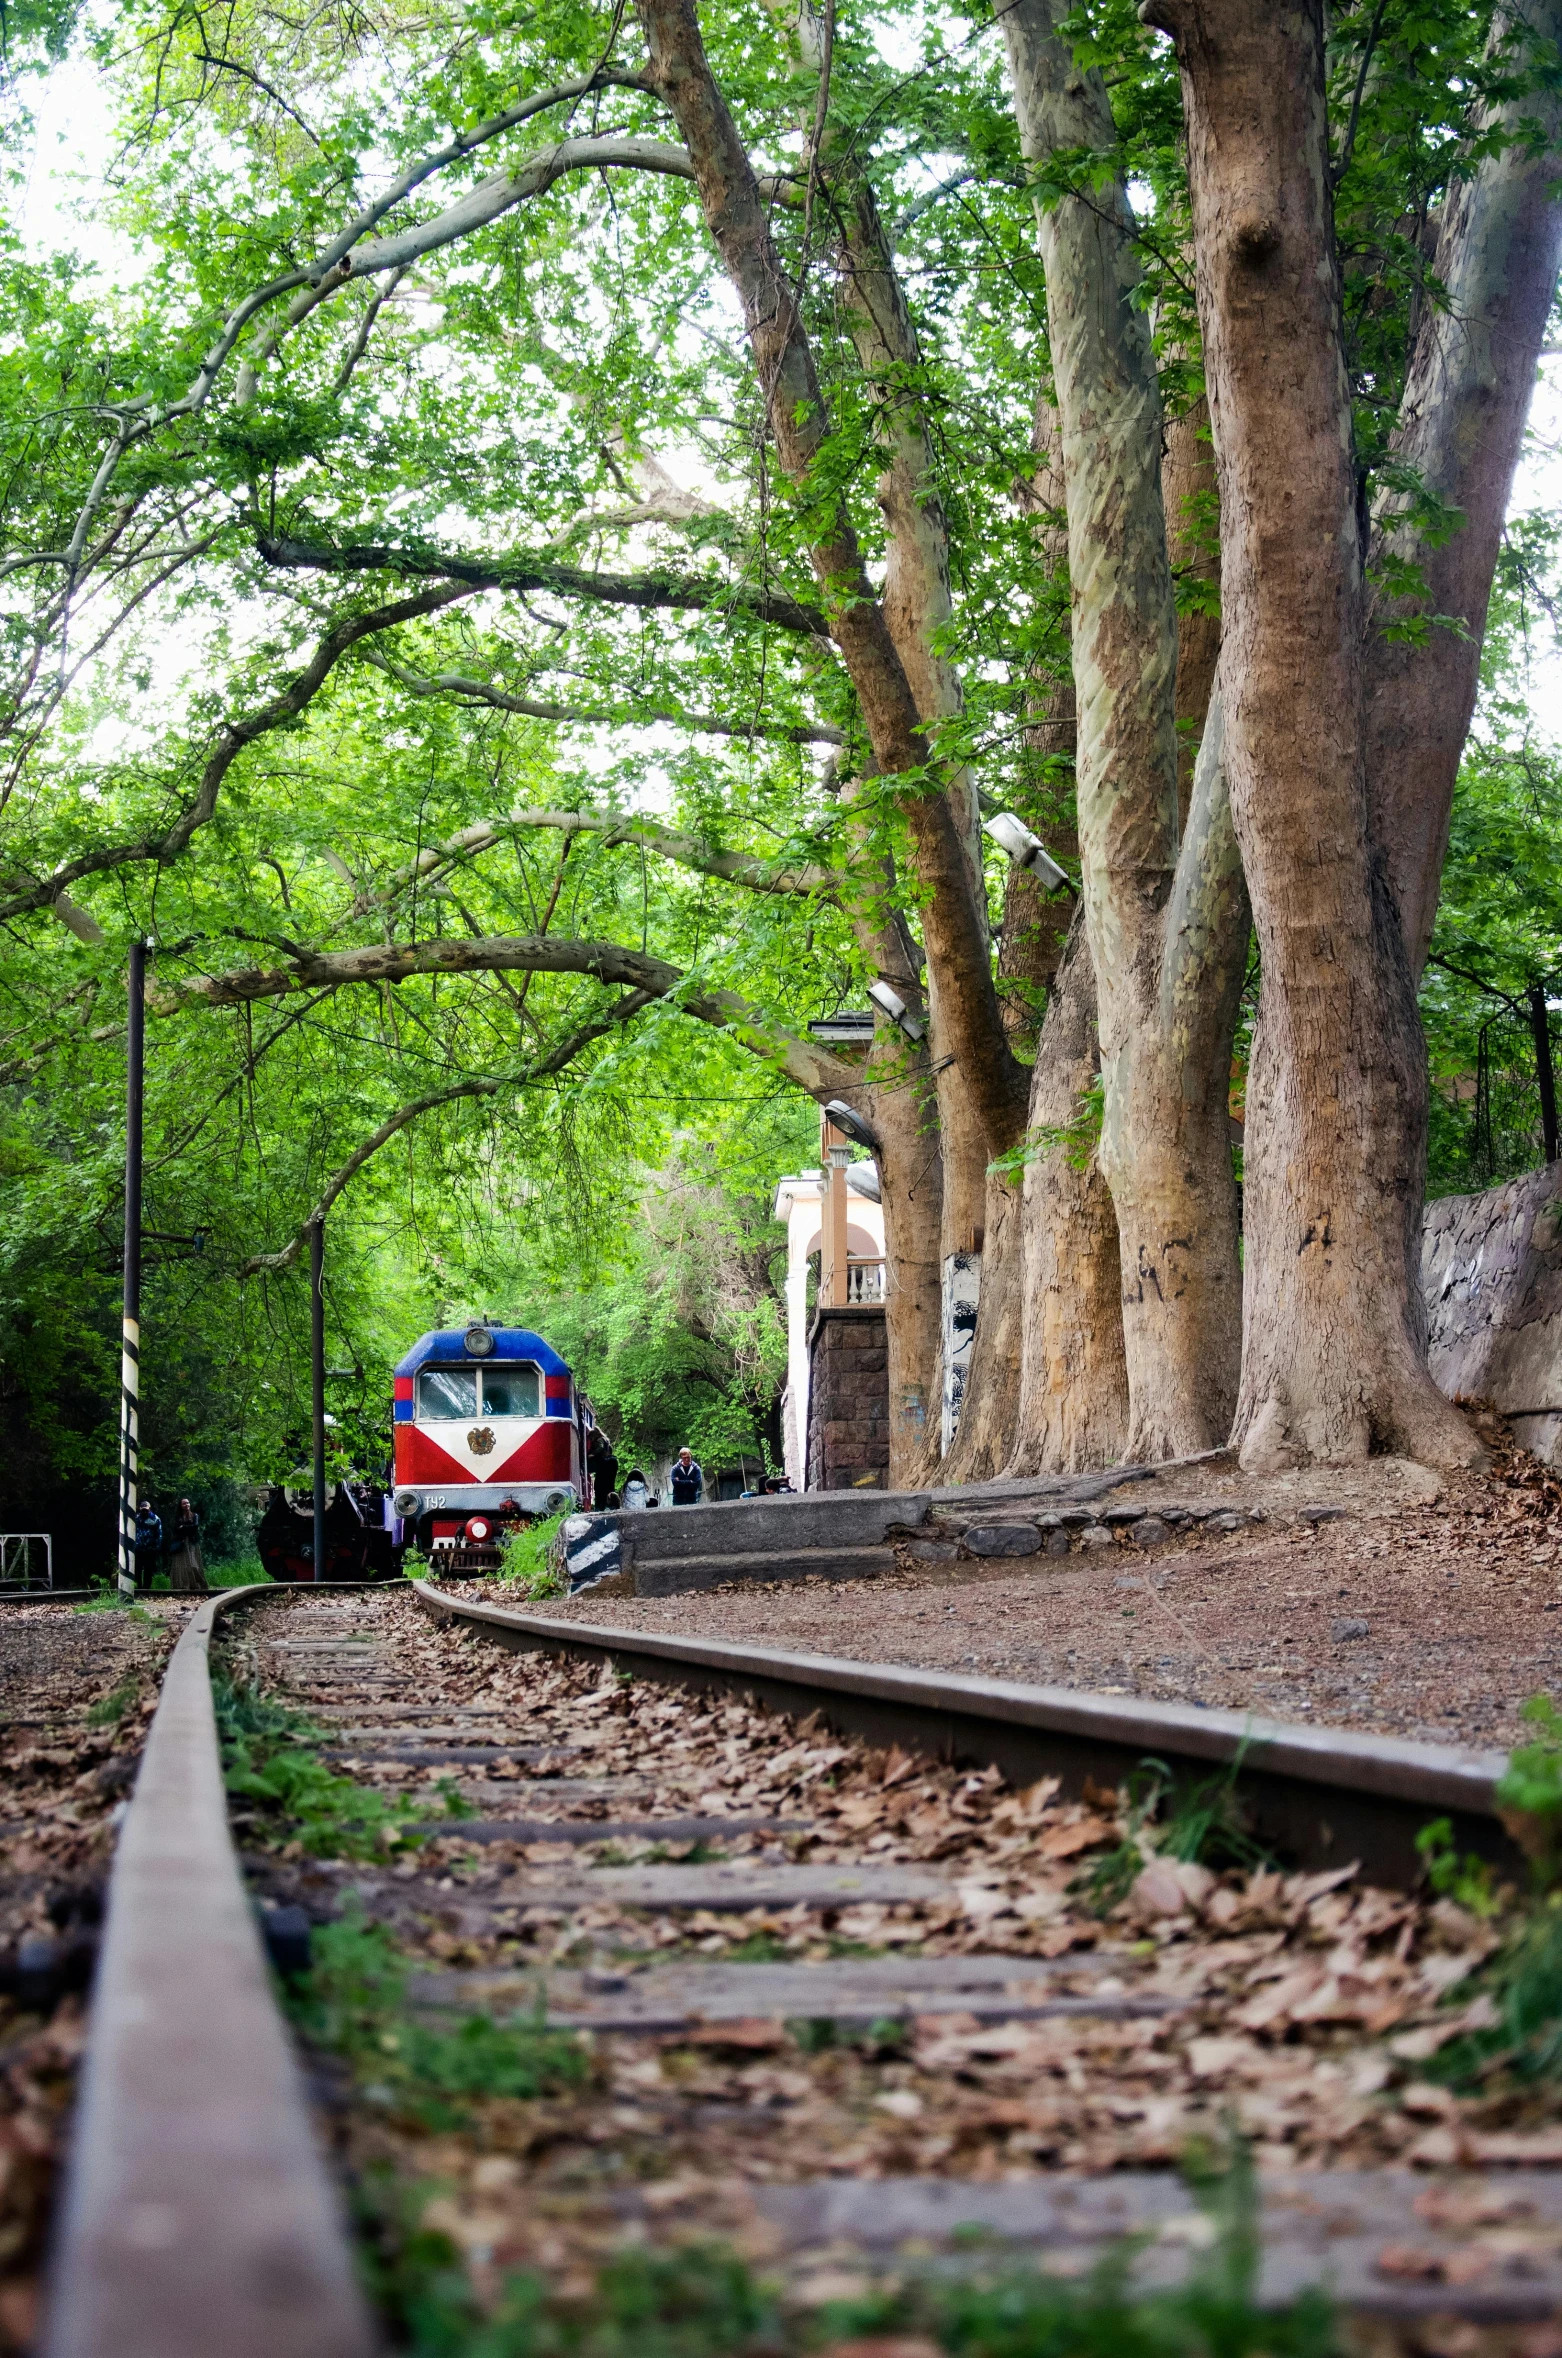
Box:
<box><xmin>983</xmin><ymin>812</ymin><xmax>1070</xmax><ymax>892</ymax></box>
<box><xmin>866</xmin><ymin>978</ymin><xmax>928</xmax><ymax>1042</ymax></box>
<box><xmin>822</xmin><ymin>1098</ymin><xmax>881</xmax><ymax>1154</ymax></box>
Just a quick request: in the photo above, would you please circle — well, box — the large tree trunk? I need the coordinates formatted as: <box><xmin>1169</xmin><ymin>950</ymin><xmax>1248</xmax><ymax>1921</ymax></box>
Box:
<box><xmin>833</xmin><ymin>168</ymin><xmax>1002</xmax><ymax>1438</ymax></box>
<box><xmin>1366</xmin><ymin>0</ymin><xmax>1562</xmax><ymax>977</ymax></box>
<box><xmin>637</xmin><ymin>0</ymin><xmax>1027</xmax><ymax>1173</ymax></box>
<box><xmin>639</xmin><ymin>0</ymin><xmax>1027</xmax><ymax>1475</ymax></box>
<box><xmin>1007</xmin><ymin>906</ymin><xmax>1129</xmax><ymax>1472</ymax></box>
<box><xmin>1163</xmin><ymin>389</ymin><xmax>1222</xmax><ymax>827</ymax></box>
<box><xmin>833</xmin><ymin>767</ymin><xmax>947</xmax><ymax>1484</ymax></box>
<box><xmin>849</xmin><ymin>1029</ymin><xmax>944</xmax><ymax>1485</ymax></box>
<box><xmin>1147</xmin><ymin>0</ymin><xmax>1479</xmax><ymax>1471</ymax></box>
<box><xmin>1003</xmin><ymin>0</ymin><xmax>1247</xmax><ymax>1460</ymax></box>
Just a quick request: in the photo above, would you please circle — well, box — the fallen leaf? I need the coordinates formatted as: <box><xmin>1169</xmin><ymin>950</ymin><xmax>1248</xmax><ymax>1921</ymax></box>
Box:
<box><xmin>1130</xmin><ymin>1860</ymin><xmax>1188</xmax><ymax>1917</ymax></box>
<box><xmin>681</xmin><ymin>2022</ymin><xmax>788</xmax><ymax>2054</ymax></box>
<box><xmin>1039</xmin><ymin>1815</ymin><xmax>1114</xmax><ymax>1860</ymax></box>
<box><xmin>1185</xmin><ymin>2036</ymin><xmax>1260</xmax><ymax>2080</ymax></box>
<box><xmin>1376</xmin><ymin>2243</ymin><xmax>1492</xmax><ymax>2285</ymax></box>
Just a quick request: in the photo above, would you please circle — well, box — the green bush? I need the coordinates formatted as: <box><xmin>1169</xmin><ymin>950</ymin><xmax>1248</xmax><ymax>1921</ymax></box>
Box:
<box><xmin>1495</xmin><ymin>1695</ymin><xmax>1562</xmax><ymax>1878</ymax></box>
<box><xmin>209</xmin><ymin>1553</ymin><xmax>273</xmax><ymax>1588</ymax></box>
<box><xmin>499</xmin><ymin>1513</ymin><xmax>567</xmax><ymax>1600</ymax></box>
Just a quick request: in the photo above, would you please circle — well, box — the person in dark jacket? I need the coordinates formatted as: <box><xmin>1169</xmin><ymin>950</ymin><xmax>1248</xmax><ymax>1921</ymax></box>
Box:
<box><xmin>669</xmin><ymin>1448</ymin><xmax>703</xmax><ymax>1506</ymax></box>
<box><xmin>133</xmin><ymin>1500</ymin><xmax>163</xmax><ymax>1584</ymax></box>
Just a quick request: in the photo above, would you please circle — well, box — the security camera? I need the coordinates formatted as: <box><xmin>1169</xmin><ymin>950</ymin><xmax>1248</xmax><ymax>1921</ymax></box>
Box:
<box><xmin>983</xmin><ymin>813</ymin><xmax>1070</xmax><ymax>892</ymax></box>
<box><xmin>867</xmin><ymin>978</ymin><xmax>928</xmax><ymax>1041</ymax></box>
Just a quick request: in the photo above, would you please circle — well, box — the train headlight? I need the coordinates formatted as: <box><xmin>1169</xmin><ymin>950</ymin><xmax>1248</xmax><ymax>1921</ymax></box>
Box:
<box><xmin>464</xmin><ymin>1323</ymin><xmax>495</xmax><ymax>1357</ymax></box>
<box><xmin>466</xmin><ymin>1516</ymin><xmax>492</xmax><ymax>1542</ymax></box>
<box><xmin>393</xmin><ymin>1490</ymin><xmax>419</xmax><ymax>1517</ymax></box>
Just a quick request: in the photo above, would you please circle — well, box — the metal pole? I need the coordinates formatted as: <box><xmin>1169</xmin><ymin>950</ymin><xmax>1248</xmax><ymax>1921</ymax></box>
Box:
<box><xmin>117</xmin><ymin>943</ymin><xmax>145</xmax><ymax>1597</ymax></box>
<box><xmin>310</xmin><ymin>1218</ymin><xmax>326</xmax><ymax>1581</ymax></box>
<box><xmin>1532</xmin><ymin>985</ymin><xmax>1559</xmax><ymax>1165</ymax></box>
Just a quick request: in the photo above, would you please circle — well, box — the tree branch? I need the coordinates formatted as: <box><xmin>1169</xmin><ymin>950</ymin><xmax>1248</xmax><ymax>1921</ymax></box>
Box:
<box><xmin>357</xmin><ymin>643</ymin><xmax>847</xmax><ymax>741</ymax></box>
<box><xmin>0</xmin><ymin>583</ymin><xmax>476</xmax><ymax>923</ymax></box>
<box><xmin>237</xmin><ymin>989</ymin><xmax>657</xmax><ymax>1275</ymax></box>
<box><xmin>163</xmin><ymin>931</ymin><xmax>858</xmax><ymax>1098</ymax></box>
<box><xmin>311</xmin><ymin>72</ymin><xmax>657</xmax><ymax>278</ymax></box>
<box><xmin>256</xmin><ymin>531</ymin><xmax>830</xmax><ymax>636</ymax></box>
<box><xmin>351</xmin><ymin>808</ymin><xmax>839</xmax><ymax>923</ymax></box>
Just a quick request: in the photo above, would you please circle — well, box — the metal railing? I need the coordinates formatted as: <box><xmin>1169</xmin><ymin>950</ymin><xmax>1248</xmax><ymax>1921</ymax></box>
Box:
<box><xmin>0</xmin><ymin>1532</ymin><xmax>53</xmax><ymax>1591</ymax></box>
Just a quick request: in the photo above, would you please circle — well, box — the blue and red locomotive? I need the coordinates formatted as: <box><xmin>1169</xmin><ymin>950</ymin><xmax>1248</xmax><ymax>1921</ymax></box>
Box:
<box><xmin>389</xmin><ymin>1321</ymin><xmax>598</xmax><ymax>1572</ymax></box>
<box><xmin>255</xmin><ymin>1320</ymin><xmax>600</xmax><ymax>1581</ymax></box>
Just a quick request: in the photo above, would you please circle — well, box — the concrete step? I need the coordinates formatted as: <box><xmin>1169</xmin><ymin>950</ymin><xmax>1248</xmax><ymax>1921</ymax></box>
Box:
<box><xmin>633</xmin><ymin>1545</ymin><xmax>894</xmax><ymax>1596</ymax></box>
<box><xmin>605</xmin><ymin>1467</ymin><xmax>1154</xmax><ymax>1569</ymax></box>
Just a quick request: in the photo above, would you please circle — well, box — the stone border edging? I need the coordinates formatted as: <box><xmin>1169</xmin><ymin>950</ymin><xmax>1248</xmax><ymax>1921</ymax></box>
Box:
<box><xmin>412</xmin><ymin>1581</ymin><xmax>1516</xmax><ymax>1889</ymax></box>
<box><xmin>41</xmin><ymin>1584</ymin><xmax>377</xmax><ymax>2358</ymax></box>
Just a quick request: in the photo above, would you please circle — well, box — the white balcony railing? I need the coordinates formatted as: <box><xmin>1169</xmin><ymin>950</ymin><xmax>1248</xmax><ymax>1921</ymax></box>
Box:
<box><xmin>845</xmin><ymin>1258</ymin><xmax>886</xmax><ymax>1303</ymax></box>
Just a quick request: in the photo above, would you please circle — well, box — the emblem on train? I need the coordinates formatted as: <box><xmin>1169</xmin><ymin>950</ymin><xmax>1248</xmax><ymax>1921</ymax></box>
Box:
<box><xmin>468</xmin><ymin>1426</ymin><xmax>497</xmax><ymax>1456</ymax></box>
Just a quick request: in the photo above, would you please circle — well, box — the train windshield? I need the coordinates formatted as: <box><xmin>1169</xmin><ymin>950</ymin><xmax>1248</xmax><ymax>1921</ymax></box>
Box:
<box><xmin>481</xmin><ymin>1364</ymin><xmax>541</xmax><ymax>1418</ymax></box>
<box><xmin>414</xmin><ymin>1362</ymin><xmax>543</xmax><ymax>1420</ymax></box>
<box><xmin>417</xmin><ymin>1368</ymin><xmax>477</xmax><ymax>1420</ymax></box>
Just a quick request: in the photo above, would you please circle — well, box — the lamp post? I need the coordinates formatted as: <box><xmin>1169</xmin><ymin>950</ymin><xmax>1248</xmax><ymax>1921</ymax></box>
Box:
<box><xmin>821</xmin><ymin>1116</ymin><xmax>851</xmax><ymax>1306</ymax></box>
<box><xmin>117</xmin><ymin>943</ymin><xmax>145</xmax><ymax>1597</ymax></box>
<box><xmin>310</xmin><ymin>1218</ymin><xmax>326</xmax><ymax>1581</ymax></box>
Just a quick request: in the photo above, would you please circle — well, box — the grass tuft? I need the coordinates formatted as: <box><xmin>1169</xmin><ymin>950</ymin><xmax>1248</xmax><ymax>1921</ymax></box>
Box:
<box><xmin>288</xmin><ymin>1910</ymin><xmax>588</xmax><ymax>2130</ymax></box>
<box><xmin>212</xmin><ymin>1672</ymin><xmax>467</xmax><ymax>1858</ymax></box>
<box><xmin>499</xmin><ymin>1513</ymin><xmax>568</xmax><ymax>1600</ymax></box>
<box><xmin>1078</xmin><ymin>1747</ymin><xmax>1270</xmax><ymax>1918</ymax></box>
<box><xmin>86</xmin><ymin>1679</ymin><xmax>140</xmax><ymax>1728</ymax></box>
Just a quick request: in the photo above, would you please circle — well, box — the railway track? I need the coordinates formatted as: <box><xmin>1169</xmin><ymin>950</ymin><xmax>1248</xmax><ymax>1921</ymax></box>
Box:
<box><xmin>18</xmin><ymin>1577</ymin><xmax>1562</xmax><ymax>2354</ymax></box>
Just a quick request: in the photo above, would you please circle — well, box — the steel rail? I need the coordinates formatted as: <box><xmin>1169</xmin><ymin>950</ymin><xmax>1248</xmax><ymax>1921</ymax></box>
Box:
<box><xmin>41</xmin><ymin>1584</ymin><xmax>376</xmax><ymax>2358</ymax></box>
<box><xmin>412</xmin><ymin>1581</ymin><xmax>1519</xmax><ymax>1889</ymax></box>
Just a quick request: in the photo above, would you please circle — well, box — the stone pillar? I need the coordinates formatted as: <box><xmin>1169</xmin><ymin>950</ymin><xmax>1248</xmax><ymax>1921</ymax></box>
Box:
<box><xmin>805</xmin><ymin>1304</ymin><xmax>890</xmax><ymax>1490</ymax></box>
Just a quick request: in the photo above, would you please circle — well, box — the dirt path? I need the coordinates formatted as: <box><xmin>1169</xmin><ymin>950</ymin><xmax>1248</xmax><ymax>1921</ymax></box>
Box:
<box><xmin>523</xmin><ymin>1424</ymin><xmax>1562</xmax><ymax>1750</ymax></box>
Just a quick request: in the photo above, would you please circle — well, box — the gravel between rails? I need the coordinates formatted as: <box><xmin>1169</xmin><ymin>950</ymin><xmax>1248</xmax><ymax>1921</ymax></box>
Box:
<box><xmin>230</xmin><ymin>1589</ymin><xmax>1562</xmax><ymax>2349</ymax></box>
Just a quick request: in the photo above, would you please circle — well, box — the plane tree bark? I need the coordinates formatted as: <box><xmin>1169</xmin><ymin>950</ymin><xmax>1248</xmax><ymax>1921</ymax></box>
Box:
<box><xmin>1002</xmin><ymin>0</ymin><xmax>1249</xmax><ymax>1465</ymax></box>
<box><xmin>1366</xmin><ymin>0</ymin><xmax>1562</xmax><ymax>979</ymax></box>
<box><xmin>1145</xmin><ymin>0</ymin><xmax>1480</xmax><ymax>1470</ymax></box>
<box><xmin>635</xmin><ymin>0</ymin><xmax>1028</xmax><ymax>1180</ymax></box>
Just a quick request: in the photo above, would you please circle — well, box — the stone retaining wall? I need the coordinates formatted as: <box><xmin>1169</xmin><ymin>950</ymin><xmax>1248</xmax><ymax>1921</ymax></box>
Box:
<box><xmin>1423</xmin><ymin>1162</ymin><xmax>1562</xmax><ymax>1463</ymax></box>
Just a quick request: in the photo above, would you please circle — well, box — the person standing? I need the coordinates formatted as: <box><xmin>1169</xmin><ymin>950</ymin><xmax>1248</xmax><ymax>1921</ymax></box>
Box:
<box><xmin>620</xmin><ymin>1470</ymin><xmax>651</xmax><ymax>1511</ymax></box>
<box><xmin>168</xmin><ymin>1498</ymin><xmax>208</xmax><ymax>1595</ymax></box>
<box><xmin>670</xmin><ymin>1448</ymin><xmax>703</xmax><ymax>1506</ymax></box>
<box><xmin>133</xmin><ymin>1499</ymin><xmax>163</xmax><ymax>1587</ymax></box>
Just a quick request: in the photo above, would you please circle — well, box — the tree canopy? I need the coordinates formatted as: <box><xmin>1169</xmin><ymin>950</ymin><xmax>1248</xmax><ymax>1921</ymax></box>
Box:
<box><xmin>2</xmin><ymin>0</ymin><xmax>1562</xmax><ymax>1564</ymax></box>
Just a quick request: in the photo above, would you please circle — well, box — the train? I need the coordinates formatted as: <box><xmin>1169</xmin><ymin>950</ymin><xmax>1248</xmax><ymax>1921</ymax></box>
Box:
<box><xmin>255</xmin><ymin>1320</ymin><xmax>602</xmax><ymax>1581</ymax></box>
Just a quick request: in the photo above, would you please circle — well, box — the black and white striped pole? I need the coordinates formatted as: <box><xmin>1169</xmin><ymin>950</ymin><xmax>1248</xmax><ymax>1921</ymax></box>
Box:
<box><xmin>310</xmin><ymin>1217</ymin><xmax>327</xmax><ymax>1582</ymax></box>
<box><xmin>117</xmin><ymin>941</ymin><xmax>145</xmax><ymax>1597</ymax></box>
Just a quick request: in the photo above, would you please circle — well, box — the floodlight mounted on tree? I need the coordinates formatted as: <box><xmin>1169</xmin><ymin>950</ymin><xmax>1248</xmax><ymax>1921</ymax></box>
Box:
<box><xmin>984</xmin><ymin>812</ymin><xmax>1072</xmax><ymax>892</ymax></box>
<box><xmin>866</xmin><ymin>978</ymin><xmax>927</xmax><ymax>1041</ymax></box>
